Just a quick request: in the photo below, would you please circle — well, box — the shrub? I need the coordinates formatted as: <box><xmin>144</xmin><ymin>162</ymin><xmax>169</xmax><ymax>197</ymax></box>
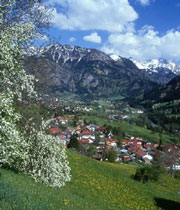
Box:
<box><xmin>174</xmin><ymin>171</ymin><xmax>180</xmax><ymax>179</ymax></box>
<box><xmin>108</xmin><ymin>149</ymin><xmax>117</xmax><ymax>163</ymax></box>
<box><xmin>68</xmin><ymin>135</ymin><xmax>80</xmax><ymax>150</ymax></box>
<box><xmin>102</xmin><ymin>149</ymin><xmax>117</xmax><ymax>163</ymax></box>
<box><xmin>133</xmin><ymin>165</ymin><xmax>162</xmax><ymax>183</ymax></box>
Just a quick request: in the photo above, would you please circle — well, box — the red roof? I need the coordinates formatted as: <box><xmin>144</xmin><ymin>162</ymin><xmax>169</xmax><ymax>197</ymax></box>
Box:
<box><xmin>136</xmin><ymin>149</ymin><xmax>146</xmax><ymax>157</ymax></box>
<box><xmin>58</xmin><ymin>135</ymin><xmax>66</xmax><ymax>140</ymax></box>
<box><xmin>67</xmin><ymin>127</ymin><xmax>74</xmax><ymax>132</ymax></box>
<box><xmin>56</xmin><ymin>116</ymin><xmax>68</xmax><ymax>121</ymax></box>
<box><xmin>144</xmin><ymin>144</ymin><xmax>153</xmax><ymax>149</ymax></box>
<box><xmin>79</xmin><ymin>139</ymin><xmax>89</xmax><ymax>144</ymax></box>
<box><xmin>105</xmin><ymin>146</ymin><xmax>111</xmax><ymax>150</ymax></box>
<box><xmin>122</xmin><ymin>139</ymin><xmax>129</xmax><ymax>144</ymax></box>
<box><xmin>122</xmin><ymin>139</ymin><xmax>136</xmax><ymax>145</ymax></box>
<box><xmin>81</xmin><ymin>130</ymin><xmax>92</xmax><ymax>135</ymax></box>
<box><xmin>127</xmin><ymin>144</ymin><xmax>139</xmax><ymax>152</ymax></box>
<box><xmin>49</xmin><ymin>128</ymin><xmax>60</xmax><ymax>135</ymax></box>
<box><xmin>122</xmin><ymin>139</ymin><xmax>144</xmax><ymax>145</ymax></box>
<box><xmin>56</xmin><ymin>116</ymin><xmax>63</xmax><ymax>120</ymax></box>
<box><xmin>105</xmin><ymin>138</ymin><xmax>117</xmax><ymax>143</ymax></box>
<box><xmin>96</xmin><ymin>126</ymin><xmax>106</xmax><ymax>132</ymax></box>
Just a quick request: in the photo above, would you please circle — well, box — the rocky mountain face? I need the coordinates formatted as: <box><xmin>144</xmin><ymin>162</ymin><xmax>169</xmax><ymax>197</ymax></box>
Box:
<box><xmin>130</xmin><ymin>58</ymin><xmax>180</xmax><ymax>85</ymax></box>
<box><xmin>25</xmin><ymin>44</ymin><xmax>158</xmax><ymax>99</ymax></box>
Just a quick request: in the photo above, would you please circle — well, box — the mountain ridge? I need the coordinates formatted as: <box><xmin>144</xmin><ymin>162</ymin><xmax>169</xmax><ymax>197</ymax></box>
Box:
<box><xmin>131</xmin><ymin>58</ymin><xmax>180</xmax><ymax>85</ymax></box>
<box><xmin>143</xmin><ymin>75</ymin><xmax>180</xmax><ymax>103</ymax></box>
<box><xmin>110</xmin><ymin>54</ymin><xmax>180</xmax><ymax>85</ymax></box>
<box><xmin>25</xmin><ymin>44</ymin><xmax>158</xmax><ymax>99</ymax></box>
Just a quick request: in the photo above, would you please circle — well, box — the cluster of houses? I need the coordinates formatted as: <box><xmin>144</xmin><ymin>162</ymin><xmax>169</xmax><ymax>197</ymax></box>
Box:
<box><xmin>107</xmin><ymin>109</ymin><xmax>144</xmax><ymax>121</ymax></box>
<box><xmin>120</xmin><ymin>136</ymin><xmax>157</xmax><ymax>164</ymax></box>
<box><xmin>107</xmin><ymin>114</ymin><xmax>129</xmax><ymax>120</ymax></box>
<box><xmin>62</xmin><ymin>105</ymin><xmax>93</xmax><ymax>113</ymax></box>
<box><xmin>48</xmin><ymin>116</ymin><xmax>180</xmax><ymax>170</ymax></box>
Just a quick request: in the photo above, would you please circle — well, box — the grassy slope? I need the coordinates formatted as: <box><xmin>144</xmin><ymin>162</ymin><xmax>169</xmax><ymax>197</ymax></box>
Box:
<box><xmin>0</xmin><ymin>151</ymin><xmax>180</xmax><ymax>210</ymax></box>
<box><xmin>81</xmin><ymin>115</ymin><xmax>174</xmax><ymax>143</ymax></box>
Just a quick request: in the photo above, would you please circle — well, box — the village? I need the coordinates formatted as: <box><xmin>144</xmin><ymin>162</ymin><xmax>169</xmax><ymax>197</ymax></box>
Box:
<box><xmin>48</xmin><ymin>112</ymin><xmax>180</xmax><ymax>171</ymax></box>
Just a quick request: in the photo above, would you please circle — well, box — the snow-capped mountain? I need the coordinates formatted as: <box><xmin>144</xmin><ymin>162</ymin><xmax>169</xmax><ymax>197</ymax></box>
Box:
<box><xmin>109</xmin><ymin>54</ymin><xmax>179</xmax><ymax>84</ymax></box>
<box><xmin>24</xmin><ymin>44</ymin><xmax>157</xmax><ymax>98</ymax></box>
<box><xmin>131</xmin><ymin>58</ymin><xmax>180</xmax><ymax>75</ymax></box>
<box><xmin>25</xmin><ymin>44</ymin><xmax>113</xmax><ymax>65</ymax></box>
<box><xmin>130</xmin><ymin>58</ymin><xmax>180</xmax><ymax>85</ymax></box>
<box><xmin>109</xmin><ymin>54</ymin><xmax>122</xmax><ymax>62</ymax></box>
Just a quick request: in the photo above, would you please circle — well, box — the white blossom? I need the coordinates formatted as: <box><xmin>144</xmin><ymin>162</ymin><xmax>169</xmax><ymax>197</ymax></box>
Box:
<box><xmin>0</xmin><ymin>1</ymin><xmax>71</xmax><ymax>187</ymax></box>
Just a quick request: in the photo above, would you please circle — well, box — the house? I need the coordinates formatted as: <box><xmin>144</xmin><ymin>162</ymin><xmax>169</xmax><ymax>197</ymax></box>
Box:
<box><xmin>120</xmin><ymin>149</ymin><xmax>128</xmax><ymax>153</ymax></box>
<box><xmin>78</xmin><ymin>139</ymin><xmax>90</xmax><ymax>150</ymax></box>
<box><xmin>99</xmin><ymin>134</ymin><xmax>105</xmax><ymax>138</ymax></box>
<box><xmin>77</xmin><ymin>120</ymin><xmax>84</xmax><ymax>127</ymax></box>
<box><xmin>57</xmin><ymin>135</ymin><xmax>68</xmax><ymax>146</ymax></box>
<box><xmin>143</xmin><ymin>154</ymin><xmax>153</xmax><ymax>163</ymax></box>
<box><xmin>75</xmin><ymin>128</ymin><xmax>82</xmax><ymax>134</ymax></box>
<box><xmin>107</xmin><ymin>131</ymin><xmax>113</xmax><ymax>139</ymax></box>
<box><xmin>79</xmin><ymin>139</ymin><xmax>91</xmax><ymax>144</ymax></box>
<box><xmin>87</xmin><ymin>124</ymin><xmax>96</xmax><ymax>132</ymax></box>
<box><xmin>132</xmin><ymin>110</ymin><xmax>143</xmax><ymax>114</ymax></box>
<box><xmin>96</xmin><ymin>126</ymin><xmax>107</xmax><ymax>133</ymax></box>
<box><xmin>153</xmin><ymin>144</ymin><xmax>159</xmax><ymax>149</ymax></box>
<box><xmin>127</xmin><ymin>144</ymin><xmax>139</xmax><ymax>154</ymax></box>
<box><xmin>92</xmin><ymin>154</ymin><xmax>102</xmax><ymax>160</ymax></box>
<box><xmin>122</xmin><ymin>139</ymin><xmax>130</xmax><ymax>146</ymax></box>
<box><xmin>126</xmin><ymin>135</ymin><xmax>135</xmax><ymax>140</ymax></box>
<box><xmin>122</xmin><ymin>139</ymin><xmax>140</xmax><ymax>147</ymax></box>
<box><xmin>143</xmin><ymin>158</ymin><xmax>151</xmax><ymax>164</ymax></box>
<box><xmin>56</xmin><ymin>116</ymin><xmax>68</xmax><ymax>125</ymax></box>
<box><xmin>49</xmin><ymin>128</ymin><xmax>60</xmax><ymax>135</ymax></box>
<box><xmin>96</xmin><ymin>146</ymin><xmax>104</xmax><ymax>153</ymax></box>
<box><xmin>122</xmin><ymin>155</ymin><xmax>131</xmax><ymax>161</ymax></box>
<box><xmin>105</xmin><ymin>146</ymin><xmax>111</xmax><ymax>151</ymax></box>
<box><xmin>134</xmin><ymin>137</ymin><xmax>145</xmax><ymax>142</ymax></box>
<box><xmin>136</xmin><ymin>149</ymin><xmax>147</xmax><ymax>160</ymax></box>
<box><xmin>84</xmin><ymin>107</ymin><xmax>93</xmax><ymax>112</ymax></box>
<box><xmin>79</xmin><ymin>130</ymin><xmax>95</xmax><ymax>140</ymax></box>
<box><xmin>65</xmin><ymin>127</ymin><xmax>75</xmax><ymax>138</ymax></box>
<box><xmin>99</xmin><ymin>141</ymin><xmax>105</xmax><ymax>145</ymax></box>
<box><xmin>172</xmin><ymin>164</ymin><xmax>180</xmax><ymax>170</ymax></box>
<box><xmin>105</xmin><ymin>138</ymin><xmax>117</xmax><ymax>147</ymax></box>
<box><xmin>120</xmin><ymin>115</ymin><xmax>129</xmax><ymax>119</ymax></box>
<box><xmin>143</xmin><ymin>143</ymin><xmax>153</xmax><ymax>151</ymax></box>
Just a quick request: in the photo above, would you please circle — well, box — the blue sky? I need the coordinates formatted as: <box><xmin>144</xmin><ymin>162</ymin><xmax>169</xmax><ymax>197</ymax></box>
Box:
<box><xmin>43</xmin><ymin>0</ymin><xmax>180</xmax><ymax>63</ymax></box>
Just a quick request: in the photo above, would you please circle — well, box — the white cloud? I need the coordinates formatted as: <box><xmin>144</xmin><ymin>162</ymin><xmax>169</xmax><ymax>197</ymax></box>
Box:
<box><xmin>102</xmin><ymin>26</ymin><xmax>180</xmax><ymax>62</ymax></box>
<box><xmin>69</xmin><ymin>37</ymin><xmax>76</xmax><ymax>42</ymax></box>
<box><xmin>137</xmin><ymin>0</ymin><xmax>150</xmax><ymax>6</ymax></box>
<box><xmin>46</xmin><ymin>0</ymin><xmax>138</xmax><ymax>32</ymax></box>
<box><xmin>137</xmin><ymin>0</ymin><xmax>156</xmax><ymax>6</ymax></box>
<box><xmin>83</xmin><ymin>32</ymin><xmax>102</xmax><ymax>43</ymax></box>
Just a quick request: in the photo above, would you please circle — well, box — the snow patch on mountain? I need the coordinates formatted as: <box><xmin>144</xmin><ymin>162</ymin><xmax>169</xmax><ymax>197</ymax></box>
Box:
<box><xmin>131</xmin><ymin>58</ymin><xmax>180</xmax><ymax>75</ymax></box>
<box><xmin>109</xmin><ymin>54</ymin><xmax>122</xmax><ymax>62</ymax></box>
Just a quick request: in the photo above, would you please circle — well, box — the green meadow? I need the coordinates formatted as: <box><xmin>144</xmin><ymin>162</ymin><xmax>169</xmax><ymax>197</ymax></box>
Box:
<box><xmin>0</xmin><ymin>151</ymin><xmax>180</xmax><ymax>210</ymax></box>
<box><xmin>81</xmin><ymin>115</ymin><xmax>175</xmax><ymax>143</ymax></box>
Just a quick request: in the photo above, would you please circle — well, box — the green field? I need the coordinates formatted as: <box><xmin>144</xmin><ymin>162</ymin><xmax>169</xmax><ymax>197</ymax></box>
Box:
<box><xmin>0</xmin><ymin>151</ymin><xmax>180</xmax><ymax>210</ymax></box>
<box><xmin>81</xmin><ymin>115</ymin><xmax>174</xmax><ymax>143</ymax></box>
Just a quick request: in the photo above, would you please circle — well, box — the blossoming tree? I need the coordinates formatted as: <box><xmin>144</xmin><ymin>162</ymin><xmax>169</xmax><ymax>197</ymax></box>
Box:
<box><xmin>0</xmin><ymin>0</ymin><xmax>71</xmax><ymax>187</ymax></box>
